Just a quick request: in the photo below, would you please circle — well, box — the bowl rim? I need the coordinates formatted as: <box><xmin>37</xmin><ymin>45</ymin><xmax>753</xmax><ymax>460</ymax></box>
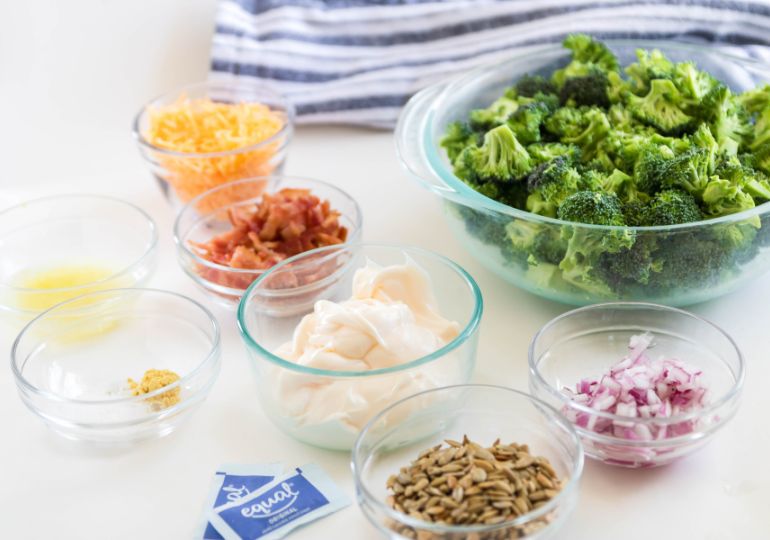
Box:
<box><xmin>0</xmin><ymin>194</ymin><xmax>158</xmax><ymax>295</ymax></box>
<box><xmin>528</xmin><ymin>301</ymin><xmax>745</xmax><ymax>430</ymax></box>
<box><xmin>350</xmin><ymin>383</ymin><xmax>584</xmax><ymax>535</ymax></box>
<box><xmin>173</xmin><ymin>175</ymin><xmax>364</xmax><ymax>279</ymax></box>
<box><xmin>408</xmin><ymin>38</ymin><xmax>770</xmax><ymax>232</ymax></box>
<box><xmin>10</xmin><ymin>287</ymin><xmax>221</xmax><ymax>407</ymax></box>
<box><xmin>236</xmin><ymin>242</ymin><xmax>483</xmax><ymax>378</ymax></box>
<box><xmin>132</xmin><ymin>79</ymin><xmax>295</xmax><ymax>158</ymax></box>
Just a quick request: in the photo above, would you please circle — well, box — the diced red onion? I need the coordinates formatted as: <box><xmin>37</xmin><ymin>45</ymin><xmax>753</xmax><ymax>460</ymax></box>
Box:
<box><xmin>561</xmin><ymin>333</ymin><xmax>709</xmax><ymax>447</ymax></box>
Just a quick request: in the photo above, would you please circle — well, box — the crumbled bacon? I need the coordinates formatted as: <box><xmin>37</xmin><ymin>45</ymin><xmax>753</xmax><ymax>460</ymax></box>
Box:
<box><xmin>191</xmin><ymin>188</ymin><xmax>348</xmax><ymax>291</ymax></box>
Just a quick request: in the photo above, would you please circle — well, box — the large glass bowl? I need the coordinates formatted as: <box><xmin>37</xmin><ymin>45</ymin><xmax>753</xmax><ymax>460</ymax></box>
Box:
<box><xmin>174</xmin><ymin>176</ymin><xmax>362</xmax><ymax>308</ymax></box>
<box><xmin>528</xmin><ymin>302</ymin><xmax>744</xmax><ymax>468</ymax></box>
<box><xmin>0</xmin><ymin>195</ymin><xmax>157</xmax><ymax>319</ymax></box>
<box><xmin>237</xmin><ymin>244</ymin><xmax>483</xmax><ymax>451</ymax></box>
<box><xmin>11</xmin><ymin>288</ymin><xmax>221</xmax><ymax>444</ymax></box>
<box><xmin>396</xmin><ymin>40</ymin><xmax>770</xmax><ymax>306</ymax></box>
<box><xmin>133</xmin><ymin>80</ymin><xmax>294</xmax><ymax>209</ymax></box>
<box><xmin>352</xmin><ymin>384</ymin><xmax>583</xmax><ymax>539</ymax></box>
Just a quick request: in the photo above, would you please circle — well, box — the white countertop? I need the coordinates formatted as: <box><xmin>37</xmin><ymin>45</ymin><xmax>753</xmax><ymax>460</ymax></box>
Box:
<box><xmin>1</xmin><ymin>1</ymin><xmax>768</xmax><ymax>539</ymax></box>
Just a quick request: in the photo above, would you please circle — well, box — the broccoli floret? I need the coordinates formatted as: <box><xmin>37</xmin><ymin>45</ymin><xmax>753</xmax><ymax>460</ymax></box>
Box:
<box><xmin>737</xmin><ymin>83</ymin><xmax>770</xmax><ymax>115</ymax></box>
<box><xmin>701</xmin><ymin>177</ymin><xmax>756</xmax><ymax>218</ymax></box>
<box><xmin>648</xmin><ymin>233</ymin><xmax>731</xmax><ymax>289</ymax></box>
<box><xmin>557</xmin><ymin>190</ymin><xmax>626</xmax><ymax>225</ymax></box>
<box><xmin>596</xmin><ymin>237</ymin><xmax>662</xmax><ymax>289</ymax></box>
<box><xmin>706</xmin><ymin>87</ymin><xmax>752</xmax><ymax>155</ymax></box>
<box><xmin>600</xmin><ymin>168</ymin><xmax>649</xmax><ymax>203</ymax></box>
<box><xmin>660</xmin><ymin>147</ymin><xmax>711</xmax><ymax>197</ymax></box>
<box><xmin>459</xmin><ymin>124</ymin><xmax>533</xmax><ymax>183</ymax></box>
<box><xmin>625</xmin><ymin>48</ymin><xmax>676</xmax><ymax>94</ymax></box>
<box><xmin>645</xmin><ymin>189</ymin><xmax>703</xmax><ymax>225</ymax></box>
<box><xmin>440</xmin><ymin>121</ymin><xmax>477</xmax><ymax>163</ymax></box>
<box><xmin>715</xmin><ymin>154</ymin><xmax>770</xmax><ymax>202</ymax></box>
<box><xmin>561</xmin><ymin>108</ymin><xmax>611</xmax><ymax>161</ymax></box>
<box><xmin>525</xmin><ymin>156</ymin><xmax>582</xmax><ymax>216</ymax></box>
<box><xmin>557</xmin><ymin>192</ymin><xmax>634</xmax><ymax>296</ymax></box>
<box><xmin>559</xmin><ymin>70</ymin><xmax>610</xmax><ymax>108</ymax></box>
<box><xmin>673</xmin><ymin>61</ymin><xmax>722</xmax><ymax>115</ymax></box>
<box><xmin>544</xmin><ymin>106</ymin><xmax>591</xmax><ymax>139</ymax></box>
<box><xmin>689</xmin><ymin>123</ymin><xmax>719</xmax><ymax>173</ymax></box>
<box><xmin>514</xmin><ymin>75</ymin><xmax>557</xmax><ymax>98</ymax></box>
<box><xmin>632</xmin><ymin>143</ymin><xmax>675</xmax><ymax>194</ymax></box>
<box><xmin>507</xmin><ymin>102</ymin><xmax>550</xmax><ymax>144</ymax></box>
<box><xmin>552</xmin><ymin>34</ymin><xmax>620</xmax><ymax>90</ymax></box>
<box><xmin>469</xmin><ymin>96</ymin><xmax>520</xmax><ymax>130</ymax></box>
<box><xmin>752</xmin><ymin>142</ymin><xmax>770</xmax><ymax>174</ymax></box>
<box><xmin>749</xmin><ymin>108</ymin><xmax>770</xmax><ymax>150</ymax></box>
<box><xmin>527</xmin><ymin>142</ymin><xmax>582</xmax><ymax>165</ymax></box>
<box><xmin>626</xmin><ymin>79</ymin><xmax>694</xmax><ymax>135</ymax></box>
<box><xmin>622</xmin><ymin>200</ymin><xmax>651</xmax><ymax>226</ymax></box>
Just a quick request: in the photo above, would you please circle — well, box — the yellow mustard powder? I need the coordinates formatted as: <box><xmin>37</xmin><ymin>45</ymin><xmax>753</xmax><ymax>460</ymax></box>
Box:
<box><xmin>128</xmin><ymin>369</ymin><xmax>181</xmax><ymax>410</ymax></box>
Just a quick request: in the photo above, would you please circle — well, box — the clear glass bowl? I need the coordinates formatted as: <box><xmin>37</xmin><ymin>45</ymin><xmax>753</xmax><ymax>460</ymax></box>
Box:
<box><xmin>0</xmin><ymin>195</ymin><xmax>158</xmax><ymax>318</ymax></box>
<box><xmin>237</xmin><ymin>244</ymin><xmax>483</xmax><ymax>450</ymax></box>
<box><xmin>528</xmin><ymin>302</ymin><xmax>744</xmax><ymax>468</ymax></box>
<box><xmin>11</xmin><ymin>288</ymin><xmax>221</xmax><ymax>444</ymax></box>
<box><xmin>133</xmin><ymin>80</ymin><xmax>294</xmax><ymax>208</ymax></box>
<box><xmin>174</xmin><ymin>176</ymin><xmax>363</xmax><ymax>308</ymax></box>
<box><xmin>396</xmin><ymin>40</ymin><xmax>770</xmax><ymax>306</ymax></box>
<box><xmin>352</xmin><ymin>384</ymin><xmax>583</xmax><ymax>539</ymax></box>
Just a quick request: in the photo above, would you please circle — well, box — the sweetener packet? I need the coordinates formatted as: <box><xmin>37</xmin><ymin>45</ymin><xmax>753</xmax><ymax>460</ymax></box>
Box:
<box><xmin>208</xmin><ymin>463</ymin><xmax>350</xmax><ymax>540</ymax></box>
<box><xmin>197</xmin><ymin>463</ymin><xmax>284</xmax><ymax>540</ymax></box>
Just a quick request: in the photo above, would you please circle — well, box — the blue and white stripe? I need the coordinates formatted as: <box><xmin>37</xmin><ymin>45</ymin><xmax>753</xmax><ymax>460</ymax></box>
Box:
<box><xmin>210</xmin><ymin>0</ymin><xmax>770</xmax><ymax>127</ymax></box>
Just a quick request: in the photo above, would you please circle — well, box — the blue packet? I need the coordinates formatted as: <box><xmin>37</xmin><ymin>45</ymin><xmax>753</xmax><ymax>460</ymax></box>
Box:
<box><xmin>207</xmin><ymin>463</ymin><xmax>350</xmax><ymax>540</ymax></box>
<box><xmin>197</xmin><ymin>463</ymin><xmax>284</xmax><ymax>540</ymax></box>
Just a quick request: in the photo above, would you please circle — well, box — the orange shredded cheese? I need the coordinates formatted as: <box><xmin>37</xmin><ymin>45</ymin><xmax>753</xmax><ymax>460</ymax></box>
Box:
<box><xmin>146</xmin><ymin>97</ymin><xmax>286</xmax><ymax>210</ymax></box>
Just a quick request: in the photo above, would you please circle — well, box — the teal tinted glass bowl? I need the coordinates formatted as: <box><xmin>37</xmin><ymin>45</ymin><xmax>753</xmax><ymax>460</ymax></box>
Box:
<box><xmin>396</xmin><ymin>40</ymin><xmax>770</xmax><ymax>306</ymax></box>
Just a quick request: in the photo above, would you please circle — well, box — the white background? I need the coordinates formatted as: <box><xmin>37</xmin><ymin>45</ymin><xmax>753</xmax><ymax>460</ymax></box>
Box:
<box><xmin>1</xmin><ymin>1</ymin><xmax>768</xmax><ymax>539</ymax></box>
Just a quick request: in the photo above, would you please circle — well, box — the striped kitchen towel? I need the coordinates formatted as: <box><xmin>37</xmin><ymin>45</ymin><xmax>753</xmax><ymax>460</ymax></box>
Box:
<box><xmin>210</xmin><ymin>0</ymin><xmax>770</xmax><ymax>128</ymax></box>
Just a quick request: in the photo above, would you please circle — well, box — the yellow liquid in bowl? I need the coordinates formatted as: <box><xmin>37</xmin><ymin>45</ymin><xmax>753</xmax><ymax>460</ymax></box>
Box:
<box><xmin>13</xmin><ymin>264</ymin><xmax>118</xmax><ymax>312</ymax></box>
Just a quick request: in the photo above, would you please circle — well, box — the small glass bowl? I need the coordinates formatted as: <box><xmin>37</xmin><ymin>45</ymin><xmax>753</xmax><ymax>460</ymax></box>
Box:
<box><xmin>237</xmin><ymin>244</ymin><xmax>483</xmax><ymax>450</ymax></box>
<box><xmin>133</xmin><ymin>80</ymin><xmax>294</xmax><ymax>208</ymax></box>
<box><xmin>352</xmin><ymin>384</ymin><xmax>583</xmax><ymax>540</ymax></box>
<box><xmin>11</xmin><ymin>288</ymin><xmax>221</xmax><ymax>444</ymax></box>
<box><xmin>0</xmin><ymin>195</ymin><xmax>158</xmax><ymax>318</ymax></box>
<box><xmin>528</xmin><ymin>302</ymin><xmax>744</xmax><ymax>468</ymax></box>
<box><xmin>175</xmin><ymin>176</ymin><xmax>363</xmax><ymax>307</ymax></box>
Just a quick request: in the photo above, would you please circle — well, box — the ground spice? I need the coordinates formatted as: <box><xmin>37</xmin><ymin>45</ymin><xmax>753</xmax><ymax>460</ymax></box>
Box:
<box><xmin>128</xmin><ymin>369</ymin><xmax>181</xmax><ymax>410</ymax></box>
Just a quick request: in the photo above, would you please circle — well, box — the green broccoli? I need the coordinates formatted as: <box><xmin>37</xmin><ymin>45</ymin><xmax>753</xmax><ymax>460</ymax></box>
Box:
<box><xmin>596</xmin><ymin>236</ymin><xmax>662</xmax><ymax>289</ymax></box>
<box><xmin>660</xmin><ymin>147</ymin><xmax>712</xmax><ymax>197</ymax></box>
<box><xmin>626</xmin><ymin>79</ymin><xmax>694</xmax><ymax>135</ymax></box>
<box><xmin>560</xmin><ymin>108</ymin><xmax>611</xmax><ymax>161</ymax></box>
<box><xmin>559</xmin><ymin>70</ymin><xmax>610</xmax><ymax>108</ymax></box>
<box><xmin>459</xmin><ymin>124</ymin><xmax>533</xmax><ymax>183</ymax></box>
<box><xmin>749</xmin><ymin>108</ymin><xmax>770</xmax><ymax>150</ymax></box>
<box><xmin>506</xmin><ymin>102</ymin><xmax>550</xmax><ymax>144</ymax></box>
<box><xmin>632</xmin><ymin>143</ymin><xmax>675</xmax><ymax>194</ymax></box>
<box><xmin>557</xmin><ymin>190</ymin><xmax>626</xmax><ymax>225</ymax></box>
<box><xmin>673</xmin><ymin>61</ymin><xmax>721</xmax><ymax>114</ymax></box>
<box><xmin>440</xmin><ymin>121</ymin><xmax>477</xmax><ymax>163</ymax></box>
<box><xmin>648</xmin><ymin>233</ymin><xmax>731</xmax><ymax>289</ymax></box>
<box><xmin>524</xmin><ymin>156</ymin><xmax>582</xmax><ymax>216</ymax></box>
<box><xmin>706</xmin><ymin>87</ymin><xmax>752</xmax><ymax>155</ymax></box>
<box><xmin>527</xmin><ymin>142</ymin><xmax>582</xmax><ymax>165</ymax></box>
<box><xmin>552</xmin><ymin>35</ymin><xmax>619</xmax><ymax>90</ymax></box>
<box><xmin>625</xmin><ymin>48</ymin><xmax>675</xmax><ymax>94</ymax></box>
<box><xmin>737</xmin><ymin>83</ymin><xmax>770</xmax><ymax>114</ymax></box>
<box><xmin>513</xmin><ymin>74</ymin><xmax>557</xmax><ymax>98</ymax></box>
<box><xmin>469</xmin><ymin>96</ymin><xmax>520</xmax><ymax>130</ymax></box>
<box><xmin>701</xmin><ymin>178</ymin><xmax>756</xmax><ymax>218</ymax></box>
<box><xmin>557</xmin><ymin>191</ymin><xmax>633</xmax><ymax>295</ymax></box>
<box><xmin>715</xmin><ymin>154</ymin><xmax>770</xmax><ymax>201</ymax></box>
<box><xmin>645</xmin><ymin>189</ymin><xmax>702</xmax><ymax>225</ymax></box>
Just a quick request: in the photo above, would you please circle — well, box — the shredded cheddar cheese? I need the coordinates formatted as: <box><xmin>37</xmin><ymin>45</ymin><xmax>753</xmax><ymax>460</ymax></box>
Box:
<box><xmin>146</xmin><ymin>97</ymin><xmax>285</xmax><ymax>210</ymax></box>
<box><xmin>128</xmin><ymin>369</ymin><xmax>181</xmax><ymax>410</ymax></box>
